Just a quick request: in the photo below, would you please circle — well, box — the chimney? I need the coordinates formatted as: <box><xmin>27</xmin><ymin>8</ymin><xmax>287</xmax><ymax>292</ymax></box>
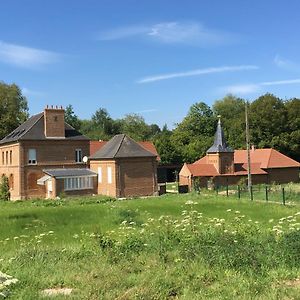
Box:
<box><xmin>44</xmin><ymin>105</ymin><xmax>65</xmax><ymax>138</ymax></box>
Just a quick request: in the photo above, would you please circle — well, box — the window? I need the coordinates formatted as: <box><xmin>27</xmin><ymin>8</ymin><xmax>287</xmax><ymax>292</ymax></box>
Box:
<box><xmin>1</xmin><ymin>152</ymin><xmax>3</xmax><ymax>165</ymax></box>
<box><xmin>98</xmin><ymin>167</ymin><xmax>102</xmax><ymax>183</ymax></box>
<box><xmin>5</xmin><ymin>151</ymin><xmax>8</xmax><ymax>165</ymax></box>
<box><xmin>28</xmin><ymin>149</ymin><xmax>37</xmax><ymax>164</ymax></box>
<box><xmin>9</xmin><ymin>151</ymin><xmax>12</xmax><ymax>165</ymax></box>
<box><xmin>107</xmin><ymin>167</ymin><xmax>112</xmax><ymax>184</ymax></box>
<box><xmin>64</xmin><ymin>176</ymin><xmax>93</xmax><ymax>191</ymax></box>
<box><xmin>75</xmin><ymin>149</ymin><xmax>82</xmax><ymax>163</ymax></box>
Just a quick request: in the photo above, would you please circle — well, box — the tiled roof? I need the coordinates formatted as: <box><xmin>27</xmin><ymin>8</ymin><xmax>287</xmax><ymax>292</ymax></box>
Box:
<box><xmin>90</xmin><ymin>139</ymin><xmax>160</xmax><ymax>160</ymax></box>
<box><xmin>0</xmin><ymin>112</ymin><xmax>88</xmax><ymax>144</ymax></box>
<box><xmin>89</xmin><ymin>134</ymin><xmax>157</xmax><ymax>159</ymax></box>
<box><xmin>234</xmin><ymin>149</ymin><xmax>300</xmax><ymax>168</ymax></box>
<box><xmin>186</xmin><ymin>163</ymin><xmax>219</xmax><ymax>177</ymax></box>
<box><xmin>43</xmin><ymin>168</ymin><xmax>97</xmax><ymax>177</ymax></box>
<box><xmin>207</xmin><ymin>119</ymin><xmax>234</xmax><ymax>153</ymax></box>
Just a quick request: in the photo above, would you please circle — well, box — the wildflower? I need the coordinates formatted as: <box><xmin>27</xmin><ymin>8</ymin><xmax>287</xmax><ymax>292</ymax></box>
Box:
<box><xmin>215</xmin><ymin>223</ymin><xmax>222</xmax><ymax>227</ymax></box>
<box><xmin>269</xmin><ymin>219</ymin><xmax>274</xmax><ymax>223</ymax></box>
<box><xmin>185</xmin><ymin>200</ymin><xmax>194</xmax><ymax>205</ymax></box>
<box><xmin>48</xmin><ymin>231</ymin><xmax>54</xmax><ymax>234</ymax></box>
<box><xmin>254</xmin><ymin>221</ymin><xmax>259</xmax><ymax>224</ymax></box>
<box><xmin>13</xmin><ymin>237</ymin><xmax>19</xmax><ymax>240</ymax></box>
<box><xmin>73</xmin><ymin>234</ymin><xmax>79</xmax><ymax>239</ymax></box>
<box><xmin>235</xmin><ymin>211</ymin><xmax>240</xmax><ymax>214</ymax></box>
<box><xmin>226</xmin><ymin>209</ymin><xmax>232</xmax><ymax>212</ymax></box>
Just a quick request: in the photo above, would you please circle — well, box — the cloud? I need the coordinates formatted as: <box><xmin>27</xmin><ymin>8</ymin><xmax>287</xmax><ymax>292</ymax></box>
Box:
<box><xmin>137</xmin><ymin>65</ymin><xmax>259</xmax><ymax>84</ymax></box>
<box><xmin>222</xmin><ymin>78</ymin><xmax>300</xmax><ymax>95</ymax></box>
<box><xmin>97</xmin><ymin>21</ymin><xmax>236</xmax><ymax>46</ymax></box>
<box><xmin>224</xmin><ymin>84</ymin><xmax>261</xmax><ymax>95</ymax></box>
<box><xmin>273</xmin><ymin>55</ymin><xmax>299</xmax><ymax>71</ymax></box>
<box><xmin>0</xmin><ymin>41</ymin><xmax>60</xmax><ymax>68</ymax></box>
<box><xmin>21</xmin><ymin>87</ymin><xmax>44</xmax><ymax>97</ymax></box>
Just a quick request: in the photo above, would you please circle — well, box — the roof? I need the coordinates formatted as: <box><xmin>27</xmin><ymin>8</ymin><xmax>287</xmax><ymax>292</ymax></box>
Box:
<box><xmin>90</xmin><ymin>140</ymin><xmax>160</xmax><ymax>161</ymax></box>
<box><xmin>207</xmin><ymin>118</ymin><xmax>234</xmax><ymax>153</ymax></box>
<box><xmin>90</xmin><ymin>134</ymin><xmax>157</xmax><ymax>159</ymax></box>
<box><xmin>234</xmin><ymin>149</ymin><xmax>300</xmax><ymax>169</ymax></box>
<box><xmin>43</xmin><ymin>168</ymin><xmax>97</xmax><ymax>178</ymax></box>
<box><xmin>0</xmin><ymin>112</ymin><xmax>88</xmax><ymax>144</ymax></box>
<box><xmin>186</xmin><ymin>163</ymin><xmax>219</xmax><ymax>177</ymax></box>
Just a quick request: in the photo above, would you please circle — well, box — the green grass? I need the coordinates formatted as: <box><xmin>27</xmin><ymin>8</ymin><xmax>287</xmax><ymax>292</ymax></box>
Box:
<box><xmin>1</xmin><ymin>193</ymin><xmax>300</xmax><ymax>299</ymax></box>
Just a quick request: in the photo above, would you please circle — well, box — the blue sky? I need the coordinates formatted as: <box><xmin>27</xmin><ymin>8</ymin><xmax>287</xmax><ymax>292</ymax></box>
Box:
<box><xmin>1</xmin><ymin>0</ymin><xmax>300</xmax><ymax>127</ymax></box>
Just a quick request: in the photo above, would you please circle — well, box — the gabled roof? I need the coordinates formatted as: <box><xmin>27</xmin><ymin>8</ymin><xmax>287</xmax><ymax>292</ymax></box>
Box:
<box><xmin>234</xmin><ymin>149</ymin><xmax>300</xmax><ymax>169</ymax></box>
<box><xmin>0</xmin><ymin>112</ymin><xmax>88</xmax><ymax>144</ymax></box>
<box><xmin>186</xmin><ymin>163</ymin><xmax>219</xmax><ymax>177</ymax></box>
<box><xmin>207</xmin><ymin>118</ymin><xmax>233</xmax><ymax>153</ymax></box>
<box><xmin>90</xmin><ymin>140</ymin><xmax>160</xmax><ymax>161</ymax></box>
<box><xmin>89</xmin><ymin>134</ymin><xmax>157</xmax><ymax>159</ymax></box>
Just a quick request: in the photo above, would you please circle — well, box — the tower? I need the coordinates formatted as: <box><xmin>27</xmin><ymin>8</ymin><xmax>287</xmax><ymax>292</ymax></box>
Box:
<box><xmin>206</xmin><ymin>117</ymin><xmax>234</xmax><ymax>174</ymax></box>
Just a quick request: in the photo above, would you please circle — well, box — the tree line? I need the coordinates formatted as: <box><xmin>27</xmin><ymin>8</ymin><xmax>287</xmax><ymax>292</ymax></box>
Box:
<box><xmin>1</xmin><ymin>81</ymin><xmax>299</xmax><ymax>164</ymax></box>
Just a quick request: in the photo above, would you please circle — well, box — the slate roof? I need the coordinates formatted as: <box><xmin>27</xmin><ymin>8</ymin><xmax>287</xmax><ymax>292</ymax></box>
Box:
<box><xmin>89</xmin><ymin>134</ymin><xmax>157</xmax><ymax>159</ymax></box>
<box><xmin>207</xmin><ymin>118</ymin><xmax>234</xmax><ymax>153</ymax></box>
<box><xmin>89</xmin><ymin>140</ymin><xmax>160</xmax><ymax>161</ymax></box>
<box><xmin>43</xmin><ymin>168</ymin><xmax>97</xmax><ymax>177</ymax></box>
<box><xmin>0</xmin><ymin>112</ymin><xmax>88</xmax><ymax>144</ymax></box>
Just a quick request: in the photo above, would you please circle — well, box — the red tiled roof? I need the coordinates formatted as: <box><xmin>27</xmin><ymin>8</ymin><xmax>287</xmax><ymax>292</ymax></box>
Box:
<box><xmin>233</xmin><ymin>163</ymin><xmax>267</xmax><ymax>175</ymax></box>
<box><xmin>186</xmin><ymin>163</ymin><xmax>218</xmax><ymax>177</ymax></box>
<box><xmin>89</xmin><ymin>140</ymin><xmax>160</xmax><ymax>161</ymax></box>
<box><xmin>234</xmin><ymin>149</ymin><xmax>300</xmax><ymax>169</ymax></box>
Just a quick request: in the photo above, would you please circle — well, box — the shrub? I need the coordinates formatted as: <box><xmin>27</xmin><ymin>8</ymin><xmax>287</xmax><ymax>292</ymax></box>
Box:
<box><xmin>0</xmin><ymin>175</ymin><xmax>10</xmax><ymax>201</ymax></box>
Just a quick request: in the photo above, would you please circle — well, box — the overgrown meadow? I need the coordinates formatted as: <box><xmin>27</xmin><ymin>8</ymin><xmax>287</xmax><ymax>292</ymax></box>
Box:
<box><xmin>1</xmin><ymin>193</ymin><xmax>300</xmax><ymax>299</ymax></box>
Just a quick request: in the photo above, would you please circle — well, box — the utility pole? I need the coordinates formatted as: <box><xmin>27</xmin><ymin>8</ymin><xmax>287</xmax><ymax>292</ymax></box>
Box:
<box><xmin>245</xmin><ymin>101</ymin><xmax>252</xmax><ymax>200</ymax></box>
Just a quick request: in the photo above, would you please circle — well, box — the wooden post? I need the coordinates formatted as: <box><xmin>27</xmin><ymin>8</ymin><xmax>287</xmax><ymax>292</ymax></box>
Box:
<box><xmin>282</xmin><ymin>187</ymin><xmax>285</xmax><ymax>205</ymax></box>
<box><xmin>238</xmin><ymin>185</ymin><xmax>241</xmax><ymax>199</ymax></box>
<box><xmin>265</xmin><ymin>185</ymin><xmax>268</xmax><ymax>202</ymax></box>
<box><xmin>226</xmin><ymin>184</ymin><xmax>229</xmax><ymax>197</ymax></box>
<box><xmin>250</xmin><ymin>186</ymin><xmax>253</xmax><ymax>201</ymax></box>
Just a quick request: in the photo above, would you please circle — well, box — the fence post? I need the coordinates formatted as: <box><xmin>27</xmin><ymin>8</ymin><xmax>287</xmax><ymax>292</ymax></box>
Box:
<box><xmin>238</xmin><ymin>185</ymin><xmax>240</xmax><ymax>199</ymax></box>
<box><xmin>265</xmin><ymin>185</ymin><xmax>268</xmax><ymax>202</ymax></box>
<box><xmin>226</xmin><ymin>185</ymin><xmax>229</xmax><ymax>197</ymax></box>
<box><xmin>216</xmin><ymin>186</ymin><xmax>218</xmax><ymax>196</ymax></box>
<box><xmin>282</xmin><ymin>187</ymin><xmax>285</xmax><ymax>205</ymax></box>
<box><xmin>250</xmin><ymin>186</ymin><xmax>253</xmax><ymax>201</ymax></box>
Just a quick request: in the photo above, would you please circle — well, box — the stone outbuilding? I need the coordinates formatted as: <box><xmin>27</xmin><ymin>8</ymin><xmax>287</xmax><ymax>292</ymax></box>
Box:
<box><xmin>89</xmin><ymin>134</ymin><xmax>158</xmax><ymax>198</ymax></box>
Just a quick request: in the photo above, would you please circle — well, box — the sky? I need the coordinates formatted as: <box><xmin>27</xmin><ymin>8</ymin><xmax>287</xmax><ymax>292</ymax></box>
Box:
<box><xmin>1</xmin><ymin>0</ymin><xmax>300</xmax><ymax>128</ymax></box>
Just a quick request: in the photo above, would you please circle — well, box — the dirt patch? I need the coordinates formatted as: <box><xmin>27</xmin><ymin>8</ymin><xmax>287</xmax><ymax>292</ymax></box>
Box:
<box><xmin>283</xmin><ymin>278</ymin><xmax>300</xmax><ymax>287</ymax></box>
<box><xmin>41</xmin><ymin>288</ymin><xmax>73</xmax><ymax>297</ymax></box>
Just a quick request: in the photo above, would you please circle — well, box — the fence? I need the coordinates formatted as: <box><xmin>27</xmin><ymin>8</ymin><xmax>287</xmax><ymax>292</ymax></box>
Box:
<box><xmin>211</xmin><ymin>184</ymin><xmax>300</xmax><ymax>205</ymax></box>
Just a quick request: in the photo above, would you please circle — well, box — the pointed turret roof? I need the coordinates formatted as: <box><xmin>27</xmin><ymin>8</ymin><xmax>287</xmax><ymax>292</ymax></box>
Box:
<box><xmin>89</xmin><ymin>134</ymin><xmax>156</xmax><ymax>159</ymax></box>
<box><xmin>207</xmin><ymin>117</ymin><xmax>234</xmax><ymax>153</ymax></box>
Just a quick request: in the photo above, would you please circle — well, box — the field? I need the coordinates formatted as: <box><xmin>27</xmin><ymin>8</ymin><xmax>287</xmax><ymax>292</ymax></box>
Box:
<box><xmin>1</xmin><ymin>192</ymin><xmax>300</xmax><ymax>299</ymax></box>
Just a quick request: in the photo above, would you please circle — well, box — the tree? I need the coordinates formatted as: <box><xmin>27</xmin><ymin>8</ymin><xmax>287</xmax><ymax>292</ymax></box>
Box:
<box><xmin>120</xmin><ymin>114</ymin><xmax>151</xmax><ymax>141</ymax></box>
<box><xmin>65</xmin><ymin>105</ymin><xmax>81</xmax><ymax>130</ymax></box>
<box><xmin>0</xmin><ymin>175</ymin><xmax>10</xmax><ymax>201</ymax></box>
<box><xmin>0</xmin><ymin>82</ymin><xmax>28</xmax><ymax>139</ymax></box>
<box><xmin>250</xmin><ymin>93</ymin><xmax>287</xmax><ymax>149</ymax></box>
<box><xmin>213</xmin><ymin>94</ymin><xmax>246</xmax><ymax>149</ymax></box>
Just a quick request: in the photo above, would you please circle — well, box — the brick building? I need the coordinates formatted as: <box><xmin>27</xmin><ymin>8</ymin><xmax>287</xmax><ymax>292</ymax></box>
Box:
<box><xmin>0</xmin><ymin>106</ymin><xmax>96</xmax><ymax>199</ymax></box>
<box><xmin>179</xmin><ymin>118</ymin><xmax>300</xmax><ymax>190</ymax></box>
<box><xmin>89</xmin><ymin>134</ymin><xmax>158</xmax><ymax>198</ymax></box>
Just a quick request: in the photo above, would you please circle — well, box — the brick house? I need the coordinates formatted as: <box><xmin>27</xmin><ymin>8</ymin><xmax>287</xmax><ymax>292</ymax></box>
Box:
<box><xmin>89</xmin><ymin>134</ymin><xmax>158</xmax><ymax>198</ymax></box>
<box><xmin>179</xmin><ymin>118</ymin><xmax>300</xmax><ymax>190</ymax></box>
<box><xmin>0</xmin><ymin>106</ymin><xmax>97</xmax><ymax>200</ymax></box>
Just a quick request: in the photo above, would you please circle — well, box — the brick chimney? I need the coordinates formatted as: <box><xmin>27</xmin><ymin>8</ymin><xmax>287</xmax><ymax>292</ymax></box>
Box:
<box><xmin>44</xmin><ymin>105</ymin><xmax>65</xmax><ymax>138</ymax></box>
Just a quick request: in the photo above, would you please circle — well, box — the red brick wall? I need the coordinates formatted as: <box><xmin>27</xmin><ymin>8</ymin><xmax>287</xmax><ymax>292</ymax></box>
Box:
<box><xmin>44</xmin><ymin>108</ymin><xmax>65</xmax><ymax>138</ymax></box>
<box><xmin>267</xmin><ymin>168</ymin><xmax>299</xmax><ymax>184</ymax></box>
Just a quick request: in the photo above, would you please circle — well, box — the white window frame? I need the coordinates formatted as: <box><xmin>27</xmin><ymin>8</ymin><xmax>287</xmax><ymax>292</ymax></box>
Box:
<box><xmin>64</xmin><ymin>176</ymin><xmax>93</xmax><ymax>191</ymax></box>
<box><xmin>75</xmin><ymin>149</ymin><xmax>82</xmax><ymax>163</ymax></box>
<box><xmin>28</xmin><ymin>149</ymin><xmax>37</xmax><ymax>165</ymax></box>
<box><xmin>98</xmin><ymin>167</ymin><xmax>102</xmax><ymax>183</ymax></box>
<box><xmin>107</xmin><ymin>166</ymin><xmax>112</xmax><ymax>184</ymax></box>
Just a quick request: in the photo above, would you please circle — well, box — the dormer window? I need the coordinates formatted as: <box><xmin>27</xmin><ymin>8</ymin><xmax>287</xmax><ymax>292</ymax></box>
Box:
<box><xmin>28</xmin><ymin>149</ymin><xmax>37</xmax><ymax>164</ymax></box>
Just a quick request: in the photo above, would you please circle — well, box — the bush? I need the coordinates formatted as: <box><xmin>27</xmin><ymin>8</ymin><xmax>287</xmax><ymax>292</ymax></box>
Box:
<box><xmin>0</xmin><ymin>175</ymin><xmax>10</xmax><ymax>201</ymax></box>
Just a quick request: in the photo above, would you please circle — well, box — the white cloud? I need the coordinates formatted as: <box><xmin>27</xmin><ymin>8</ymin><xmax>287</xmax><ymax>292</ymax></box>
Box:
<box><xmin>261</xmin><ymin>78</ymin><xmax>300</xmax><ymax>86</ymax></box>
<box><xmin>0</xmin><ymin>41</ymin><xmax>60</xmax><ymax>68</ymax></box>
<box><xmin>21</xmin><ymin>87</ymin><xmax>44</xmax><ymax>97</ymax></box>
<box><xmin>222</xmin><ymin>78</ymin><xmax>300</xmax><ymax>96</ymax></box>
<box><xmin>224</xmin><ymin>84</ymin><xmax>261</xmax><ymax>95</ymax></box>
<box><xmin>274</xmin><ymin>55</ymin><xmax>299</xmax><ymax>71</ymax></box>
<box><xmin>97</xmin><ymin>21</ymin><xmax>236</xmax><ymax>46</ymax></box>
<box><xmin>137</xmin><ymin>65</ymin><xmax>259</xmax><ymax>84</ymax></box>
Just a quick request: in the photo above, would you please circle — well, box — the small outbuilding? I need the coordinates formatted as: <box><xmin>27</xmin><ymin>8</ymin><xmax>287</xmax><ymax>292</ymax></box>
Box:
<box><xmin>89</xmin><ymin>134</ymin><xmax>158</xmax><ymax>198</ymax></box>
